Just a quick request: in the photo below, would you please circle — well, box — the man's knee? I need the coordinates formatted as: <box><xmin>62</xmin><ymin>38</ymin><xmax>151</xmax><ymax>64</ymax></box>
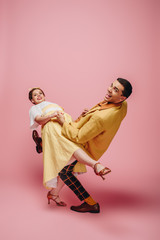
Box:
<box><xmin>58</xmin><ymin>166</ymin><xmax>71</xmax><ymax>179</ymax></box>
<box><xmin>59</xmin><ymin>161</ymin><xmax>77</xmax><ymax>177</ymax></box>
<box><xmin>58</xmin><ymin>168</ymin><xmax>67</xmax><ymax>177</ymax></box>
<box><xmin>58</xmin><ymin>169</ymin><xmax>72</xmax><ymax>183</ymax></box>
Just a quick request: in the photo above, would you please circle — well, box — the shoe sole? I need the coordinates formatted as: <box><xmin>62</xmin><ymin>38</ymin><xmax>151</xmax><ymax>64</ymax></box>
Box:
<box><xmin>70</xmin><ymin>208</ymin><xmax>100</xmax><ymax>213</ymax></box>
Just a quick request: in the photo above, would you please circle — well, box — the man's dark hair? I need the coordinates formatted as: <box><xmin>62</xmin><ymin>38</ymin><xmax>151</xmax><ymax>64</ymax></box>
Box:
<box><xmin>117</xmin><ymin>78</ymin><xmax>132</xmax><ymax>98</ymax></box>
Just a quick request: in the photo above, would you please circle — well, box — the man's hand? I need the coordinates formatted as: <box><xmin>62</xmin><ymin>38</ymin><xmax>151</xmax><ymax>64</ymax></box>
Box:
<box><xmin>56</xmin><ymin>111</ymin><xmax>65</xmax><ymax>126</ymax></box>
<box><xmin>81</xmin><ymin>108</ymin><xmax>89</xmax><ymax>116</ymax></box>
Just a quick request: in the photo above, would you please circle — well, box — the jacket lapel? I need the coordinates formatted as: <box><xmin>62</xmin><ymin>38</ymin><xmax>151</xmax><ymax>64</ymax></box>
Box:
<box><xmin>83</xmin><ymin>102</ymin><xmax>122</xmax><ymax>116</ymax></box>
<box><xmin>75</xmin><ymin>102</ymin><xmax>122</xmax><ymax>122</ymax></box>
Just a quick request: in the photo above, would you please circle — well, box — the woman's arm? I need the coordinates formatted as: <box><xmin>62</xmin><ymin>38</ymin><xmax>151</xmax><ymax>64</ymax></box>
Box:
<box><xmin>35</xmin><ymin>111</ymin><xmax>58</xmax><ymax>126</ymax></box>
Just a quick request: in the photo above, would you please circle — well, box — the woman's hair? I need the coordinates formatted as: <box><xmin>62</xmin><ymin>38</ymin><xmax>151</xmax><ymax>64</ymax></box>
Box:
<box><xmin>28</xmin><ymin>88</ymin><xmax>45</xmax><ymax>102</ymax></box>
<box><xmin>117</xmin><ymin>78</ymin><xmax>132</xmax><ymax>98</ymax></box>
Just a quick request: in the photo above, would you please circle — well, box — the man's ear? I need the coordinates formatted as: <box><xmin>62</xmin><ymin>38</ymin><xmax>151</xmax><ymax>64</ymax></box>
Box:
<box><xmin>120</xmin><ymin>96</ymin><xmax>126</xmax><ymax>102</ymax></box>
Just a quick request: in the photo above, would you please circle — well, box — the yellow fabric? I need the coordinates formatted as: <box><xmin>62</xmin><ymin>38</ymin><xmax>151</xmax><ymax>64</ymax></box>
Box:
<box><xmin>41</xmin><ymin>110</ymin><xmax>86</xmax><ymax>189</ymax></box>
<box><xmin>62</xmin><ymin>101</ymin><xmax>127</xmax><ymax>160</ymax></box>
<box><xmin>74</xmin><ymin>102</ymin><xmax>121</xmax><ymax>122</ymax></box>
<box><xmin>84</xmin><ymin>196</ymin><xmax>97</xmax><ymax>205</ymax></box>
<box><xmin>41</xmin><ymin>103</ymin><xmax>63</xmax><ymax>114</ymax></box>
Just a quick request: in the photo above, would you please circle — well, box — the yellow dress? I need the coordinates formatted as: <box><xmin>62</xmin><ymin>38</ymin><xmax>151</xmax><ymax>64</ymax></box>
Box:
<box><xmin>40</xmin><ymin>105</ymin><xmax>86</xmax><ymax>189</ymax></box>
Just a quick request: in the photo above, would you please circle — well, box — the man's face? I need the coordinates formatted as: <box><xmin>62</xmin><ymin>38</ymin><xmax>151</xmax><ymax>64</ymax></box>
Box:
<box><xmin>104</xmin><ymin>80</ymin><xmax>126</xmax><ymax>103</ymax></box>
<box><xmin>31</xmin><ymin>89</ymin><xmax>45</xmax><ymax>105</ymax></box>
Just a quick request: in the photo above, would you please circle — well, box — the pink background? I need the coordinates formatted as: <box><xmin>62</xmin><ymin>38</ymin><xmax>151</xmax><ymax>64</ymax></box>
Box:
<box><xmin>0</xmin><ymin>0</ymin><xmax>159</xmax><ymax>239</ymax></box>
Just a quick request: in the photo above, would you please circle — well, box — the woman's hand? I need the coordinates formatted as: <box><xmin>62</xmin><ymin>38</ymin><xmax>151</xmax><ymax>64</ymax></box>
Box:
<box><xmin>56</xmin><ymin>111</ymin><xmax>65</xmax><ymax>126</ymax></box>
<box><xmin>49</xmin><ymin>111</ymin><xmax>59</xmax><ymax>118</ymax></box>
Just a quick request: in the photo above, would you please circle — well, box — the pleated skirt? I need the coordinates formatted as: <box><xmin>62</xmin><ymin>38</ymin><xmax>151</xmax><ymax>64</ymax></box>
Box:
<box><xmin>41</xmin><ymin>113</ymin><xmax>86</xmax><ymax>188</ymax></box>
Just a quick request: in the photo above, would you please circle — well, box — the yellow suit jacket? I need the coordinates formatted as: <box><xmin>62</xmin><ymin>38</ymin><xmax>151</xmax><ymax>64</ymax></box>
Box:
<box><xmin>62</xmin><ymin>101</ymin><xmax>127</xmax><ymax>160</ymax></box>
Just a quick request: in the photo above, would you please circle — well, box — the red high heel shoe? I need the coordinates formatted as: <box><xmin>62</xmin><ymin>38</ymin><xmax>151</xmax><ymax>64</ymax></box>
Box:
<box><xmin>94</xmin><ymin>163</ymin><xmax>111</xmax><ymax>180</ymax></box>
<box><xmin>47</xmin><ymin>191</ymin><xmax>67</xmax><ymax>207</ymax></box>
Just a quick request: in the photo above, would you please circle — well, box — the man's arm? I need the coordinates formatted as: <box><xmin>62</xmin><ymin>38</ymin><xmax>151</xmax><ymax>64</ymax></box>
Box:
<box><xmin>61</xmin><ymin>114</ymin><xmax>104</xmax><ymax>144</ymax></box>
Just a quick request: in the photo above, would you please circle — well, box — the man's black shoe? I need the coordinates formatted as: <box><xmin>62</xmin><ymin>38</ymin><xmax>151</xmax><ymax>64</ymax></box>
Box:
<box><xmin>70</xmin><ymin>202</ymin><xmax>100</xmax><ymax>213</ymax></box>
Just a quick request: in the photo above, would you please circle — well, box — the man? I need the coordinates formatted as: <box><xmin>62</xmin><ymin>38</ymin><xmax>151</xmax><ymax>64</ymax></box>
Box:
<box><xmin>32</xmin><ymin>78</ymin><xmax>132</xmax><ymax>213</ymax></box>
<box><xmin>56</xmin><ymin>78</ymin><xmax>132</xmax><ymax>213</ymax></box>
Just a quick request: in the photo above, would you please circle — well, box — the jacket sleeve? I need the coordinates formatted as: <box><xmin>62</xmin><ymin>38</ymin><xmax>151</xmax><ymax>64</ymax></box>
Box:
<box><xmin>61</xmin><ymin>114</ymin><xmax>104</xmax><ymax>144</ymax></box>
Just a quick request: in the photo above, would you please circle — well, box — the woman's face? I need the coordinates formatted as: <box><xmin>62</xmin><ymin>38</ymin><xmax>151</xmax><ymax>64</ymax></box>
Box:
<box><xmin>31</xmin><ymin>89</ymin><xmax>45</xmax><ymax>105</ymax></box>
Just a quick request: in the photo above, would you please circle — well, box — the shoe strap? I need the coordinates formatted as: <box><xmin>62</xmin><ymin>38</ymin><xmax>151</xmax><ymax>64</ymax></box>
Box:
<box><xmin>48</xmin><ymin>191</ymin><xmax>59</xmax><ymax>200</ymax></box>
<box><xmin>94</xmin><ymin>162</ymin><xmax>100</xmax><ymax>175</ymax></box>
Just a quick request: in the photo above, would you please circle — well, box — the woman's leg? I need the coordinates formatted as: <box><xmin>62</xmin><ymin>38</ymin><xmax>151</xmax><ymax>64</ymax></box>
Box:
<box><xmin>50</xmin><ymin>176</ymin><xmax>65</xmax><ymax>196</ymax></box>
<box><xmin>48</xmin><ymin>177</ymin><xmax>66</xmax><ymax>205</ymax></box>
<box><xmin>73</xmin><ymin>149</ymin><xmax>110</xmax><ymax>176</ymax></box>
